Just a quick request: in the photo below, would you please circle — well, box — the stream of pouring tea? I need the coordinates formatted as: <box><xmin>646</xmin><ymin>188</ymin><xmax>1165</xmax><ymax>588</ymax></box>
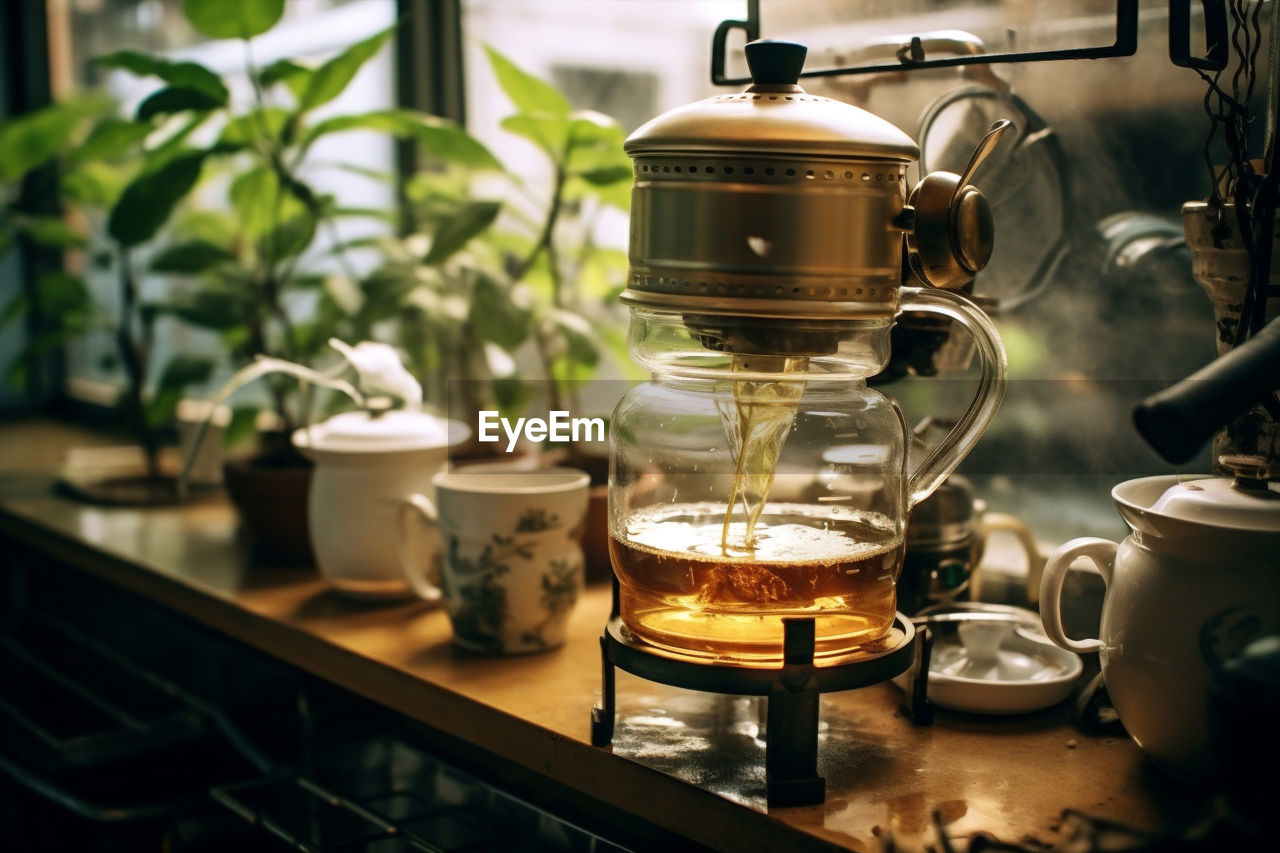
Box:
<box><xmin>716</xmin><ymin>354</ymin><xmax>808</xmax><ymax>552</ymax></box>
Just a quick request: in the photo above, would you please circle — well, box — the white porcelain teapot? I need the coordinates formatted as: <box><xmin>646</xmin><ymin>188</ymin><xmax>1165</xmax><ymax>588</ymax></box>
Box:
<box><xmin>1039</xmin><ymin>466</ymin><xmax>1280</xmax><ymax>778</ymax></box>
<box><xmin>293</xmin><ymin>406</ymin><xmax>468</xmax><ymax>598</ymax></box>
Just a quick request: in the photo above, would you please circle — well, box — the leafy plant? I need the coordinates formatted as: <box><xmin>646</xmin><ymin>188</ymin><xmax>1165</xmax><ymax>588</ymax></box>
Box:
<box><xmin>140</xmin><ymin>6</ymin><xmax>495</xmax><ymax>451</ymax></box>
<box><xmin>0</xmin><ymin>95</ymin><xmax>113</xmax><ymax>394</ymax></box>
<box><xmin>0</xmin><ymin>88</ymin><xmax>215</xmax><ymax>480</ymax></box>
<box><xmin>369</xmin><ymin>46</ymin><xmax>633</xmax><ymax>449</ymax></box>
<box><xmin>2</xmin><ymin>0</ymin><xmax>493</xmax><ymax>479</ymax></box>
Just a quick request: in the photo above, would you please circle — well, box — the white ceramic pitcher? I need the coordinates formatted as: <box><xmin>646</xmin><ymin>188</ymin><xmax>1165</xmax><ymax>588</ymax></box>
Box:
<box><xmin>1039</xmin><ymin>474</ymin><xmax>1280</xmax><ymax>778</ymax></box>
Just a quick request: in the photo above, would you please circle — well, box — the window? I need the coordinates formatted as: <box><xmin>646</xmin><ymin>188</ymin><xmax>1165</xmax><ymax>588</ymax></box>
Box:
<box><xmin>44</xmin><ymin>0</ymin><xmax>397</xmax><ymax>400</ymax></box>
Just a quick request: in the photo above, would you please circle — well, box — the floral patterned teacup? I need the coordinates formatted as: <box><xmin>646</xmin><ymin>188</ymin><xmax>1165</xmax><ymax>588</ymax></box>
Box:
<box><xmin>398</xmin><ymin>468</ymin><xmax>589</xmax><ymax>653</ymax></box>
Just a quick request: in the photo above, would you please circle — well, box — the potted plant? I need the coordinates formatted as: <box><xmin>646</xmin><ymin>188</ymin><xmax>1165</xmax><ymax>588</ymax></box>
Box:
<box><xmin>4</xmin><ymin>0</ymin><xmax>499</xmax><ymax>560</ymax></box>
<box><xmin>368</xmin><ymin>46</ymin><xmax>636</xmax><ymax>574</ymax></box>
<box><xmin>0</xmin><ymin>85</ymin><xmax>228</xmax><ymax>503</ymax></box>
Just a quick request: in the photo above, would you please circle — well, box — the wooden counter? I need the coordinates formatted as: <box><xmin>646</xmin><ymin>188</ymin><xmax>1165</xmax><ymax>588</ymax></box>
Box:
<box><xmin>0</xmin><ymin>418</ymin><xmax>1204</xmax><ymax>852</ymax></box>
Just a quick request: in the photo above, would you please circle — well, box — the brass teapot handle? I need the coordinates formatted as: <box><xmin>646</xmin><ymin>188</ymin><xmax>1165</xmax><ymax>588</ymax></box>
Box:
<box><xmin>906</xmin><ymin>119</ymin><xmax>1012</xmax><ymax>290</ymax></box>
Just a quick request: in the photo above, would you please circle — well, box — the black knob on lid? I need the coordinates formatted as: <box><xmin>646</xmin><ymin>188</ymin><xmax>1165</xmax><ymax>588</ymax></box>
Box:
<box><xmin>744</xmin><ymin>39</ymin><xmax>807</xmax><ymax>86</ymax></box>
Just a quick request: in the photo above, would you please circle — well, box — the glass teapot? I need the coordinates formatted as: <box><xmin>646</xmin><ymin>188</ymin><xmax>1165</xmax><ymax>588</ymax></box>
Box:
<box><xmin>608</xmin><ymin>40</ymin><xmax>1008</xmax><ymax>667</ymax></box>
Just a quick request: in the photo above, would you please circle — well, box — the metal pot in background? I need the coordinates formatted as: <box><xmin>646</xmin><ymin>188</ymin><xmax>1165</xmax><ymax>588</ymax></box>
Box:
<box><xmin>900</xmin><ymin>473</ymin><xmax>1044</xmax><ymax>615</ymax></box>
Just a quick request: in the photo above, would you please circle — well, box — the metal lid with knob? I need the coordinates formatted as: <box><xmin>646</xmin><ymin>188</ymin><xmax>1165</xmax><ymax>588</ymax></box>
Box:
<box><xmin>621</xmin><ymin>39</ymin><xmax>1010</xmax><ymax>323</ymax></box>
<box><xmin>625</xmin><ymin>40</ymin><xmax>921</xmax><ymax>159</ymax></box>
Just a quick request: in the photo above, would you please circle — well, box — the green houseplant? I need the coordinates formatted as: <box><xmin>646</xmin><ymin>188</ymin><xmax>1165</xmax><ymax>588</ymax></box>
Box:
<box><xmin>3</xmin><ymin>0</ymin><xmax>492</xmax><ymax>520</ymax></box>
<box><xmin>371</xmin><ymin>45</ymin><xmax>634</xmax><ymax>469</ymax></box>
<box><xmin>366</xmin><ymin>46</ymin><xmax>635</xmax><ymax>579</ymax></box>
<box><xmin>0</xmin><ymin>88</ymin><xmax>228</xmax><ymax>502</ymax></box>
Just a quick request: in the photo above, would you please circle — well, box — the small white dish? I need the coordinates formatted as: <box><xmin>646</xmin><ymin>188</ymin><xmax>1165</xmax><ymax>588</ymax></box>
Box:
<box><xmin>894</xmin><ymin>604</ymin><xmax>1084</xmax><ymax>714</ymax></box>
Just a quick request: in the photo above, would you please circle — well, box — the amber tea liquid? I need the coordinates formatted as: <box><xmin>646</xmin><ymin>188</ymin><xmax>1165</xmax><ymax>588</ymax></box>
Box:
<box><xmin>611</xmin><ymin>502</ymin><xmax>903</xmax><ymax>666</ymax></box>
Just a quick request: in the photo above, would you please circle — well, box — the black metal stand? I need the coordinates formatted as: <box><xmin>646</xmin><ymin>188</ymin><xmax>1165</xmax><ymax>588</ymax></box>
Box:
<box><xmin>590</xmin><ymin>578</ymin><xmax>929</xmax><ymax>807</ymax></box>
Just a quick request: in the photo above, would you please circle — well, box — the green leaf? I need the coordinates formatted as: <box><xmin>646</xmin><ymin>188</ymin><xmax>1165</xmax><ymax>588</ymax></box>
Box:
<box><xmin>174</xmin><ymin>209</ymin><xmax>238</xmax><ymax>246</ymax></box>
<box><xmin>93</xmin><ymin>50</ymin><xmax>228</xmax><ymax>103</ymax></box>
<box><xmin>258</xmin><ymin>58</ymin><xmax>312</xmax><ymax>101</ymax></box>
<box><xmin>564</xmin><ymin>111</ymin><xmax>630</xmax><ymax>196</ymax></box>
<box><xmin>151</xmin><ymin>288</ymin><xmax>248</xmax><ymax>330</ymax></box>
<box><xmin>182</xmin><ymin>0</ymin><xmax>285</xmax><ymax>40</ymax></box>
<box><xmin>300</xmin><ymin>109</ymin><xmax>501</xmax><ymax>170</ymax></box>
<box><xmin>136</xmin><ymin>86</ymin><xmax>223</xmax><ymax>120</ymax></box>
<box><xmin>289</xmin><ymin>273</ymin><xmax>328</xmax><ymax>289</ymax></box>
<box><xmin>60</xmin><ymin>160</ymin><xmax>128</xmax><ymax>211</ymax></box>
<box><xmin>259</xmin><ymin>211</ymin><xmax>317</xmax><ymax>262</ymax></box>
<box><xmin>572</xmin><ymin>247</ymin><xmax>629</xmax><ymax>300</ymax></box>
<box><xmin>299</xmin><ymin>26</ymin><xmax>394</xmax><ymax>112</ymax></box>
<box><xmin>468</xmin><ymin>273</ymin><xmax>531</xmax><ymax>350</ymax></box>
<box><xmin>141</xmin><ymin>113</ymin><xmax>210</xmax><ymax>169</ymax></box>
<box><xmin>492</xmin><ymin>375</ymin><xmax>531</xmax><ymax>413</ymax></box>
<box><xmin>500</xmin><ymin>114</ymin><xmax>567</xmax><ymax>159</ymax></box>
<box><xmin>332</xmin><ymin>207</ymin><xmax>396</xmax><ymax>222</ymax></box>
<box><xmin>157</xmin><ymin>354</ymin><xmax>214</xmax><ymax>390</ymax></box>
<box><xmin>224</xmin><ymin>406</ymin><xmax>259</xmax><ymax>448</ymax></box>
<box><xmin>220</xmin><ymin>108</ymin><xmax>291</xmax><ymax>147</ymax></box>
<box><xmin>229</xmin><ymin>166</ymin><xmax>307</xmax><ymax>241</ymax></box>
<box><xmin>147</xmin><ymin>354</ymin><xmax>215</xmax><ymax>429</ymax></box>
<box><xmin>576</xmin><ymin>165</ymin><xmax>632</xmax><ymax>186</ymax></box>
<box><xmin>150</xmin><ymin>240</ymin><xmax>235</xmax><ymax>273</ymax></box>
<box><xmin>549</xmin><ymin>308</ymin><xmax>600</xmax><ymax>367</ymax></box>
<box><xmin>566</xmin><ymin>173</ymin><xmax>630</xmax><ymax>210</ymax></box>
<box><xmin>0</xmin><ymin>98</ymin><xmax>105</xmax><ymax>183</ymax></box>
<box><xmin>21</xmin><ymin>217</ymin><xmax>87</xmax><ymax>248</ymax></box>
<box><xmin>107</xmin><ymin>150</ymin><xmax>206</xmax><ymax>246</ymax></box>
<box><xmin>359</xmin><ymin>267</ymin><xmax>420</xmax><ymax>321</ymax></box>
<box><xmin>36</xmin><ymin>271</ymin><xmax>92</xmax><ymax>317</ymax></box>
<box><xmin>229</xmin><ymin>166</ymin><xmax>276</xmax><ymax>235</ymax></box>
<box><xmin>425</xmin><ymin>200</ymin><xmax>501</xmax><ymax>264</ymax></box>
<box><xmin>66</xmin><ymin>118</ymin><xmax>151</xmax><ymax>167</ymax></box>
<box><xmin>483</xmin><ymin>45</ymin><xmax>571</xmax><ymax>118</ymax></box>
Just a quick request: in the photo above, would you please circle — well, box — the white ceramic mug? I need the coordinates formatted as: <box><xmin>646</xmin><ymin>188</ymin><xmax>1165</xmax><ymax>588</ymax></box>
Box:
<box><xmin>399</xmin><ymin>468</ymin><xmax>590</xmax><ymax>654</ymax></box>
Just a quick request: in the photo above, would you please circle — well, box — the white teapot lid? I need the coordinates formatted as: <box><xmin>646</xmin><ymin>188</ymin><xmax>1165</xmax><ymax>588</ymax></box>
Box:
<box><xmin>294</xmin><ymin>407</ymin><xmax>469</xmax><ymax>454</ymax></box>
<box><xmin>1146</xmin><ymin>476</ymin><xmax>1280</xmax><ymax>532</ymax></box>
<box><xmin>1115</xmin><ymin>457</ymin><xmax>1280</xmax><ymax>536</ymax></box>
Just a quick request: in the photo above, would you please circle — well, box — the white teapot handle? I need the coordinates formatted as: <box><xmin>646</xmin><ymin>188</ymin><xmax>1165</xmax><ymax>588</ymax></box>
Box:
<box><xmin>1039</xmin><ymin>537</ymin><xmax>1117</xmax><ymax>654</ymax></box>
<box><xmin>396</xmin><ymin>493</ymin><xmax>444</xmax><ymax>602</ymax></box>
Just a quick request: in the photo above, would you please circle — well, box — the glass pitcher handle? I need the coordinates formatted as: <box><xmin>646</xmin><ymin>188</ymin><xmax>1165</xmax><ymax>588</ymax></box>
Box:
<box><xmin>898</xmin><ymin>286</ymin><xmax>1008</xmax><ymax>507</ymax></box>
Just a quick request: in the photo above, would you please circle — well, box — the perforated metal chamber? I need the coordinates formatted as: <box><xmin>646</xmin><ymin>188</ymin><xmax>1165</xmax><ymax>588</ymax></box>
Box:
<box><xmin>625</xmin><ymin>152</ymin><xmax>910</xmax><ymax>323</ymax></box>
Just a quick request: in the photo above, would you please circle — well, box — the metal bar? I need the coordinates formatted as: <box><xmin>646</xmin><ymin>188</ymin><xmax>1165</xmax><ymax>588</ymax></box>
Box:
<box><xmin>1169</xmin><ymin>0</ymin><xmax>1228</xmax><ymax>70</ymax></box>
<box><xmin>765</xmin><ymin>618</ymin><xmax>824</xmax><ymax>807</ymax></box>
<box><xmin>590</xmin><ymin>634</ymin><xmax>616</xmax><ymax>746</ymax></box>
<box><xmin>0</xmin><ymin>634</ymin><xmax>147</xmax><ymax>730</ymax></box>
<box><xmin>35</xmin><ymin>612</ymin><xmax>277</xmax><ymax>774</ymax></box>
<box><xmin>0</xmin><ymin>749</ymin><xmax>173</xmax><ymax>823</ymax></box>
<box><xmin>712</xmin><ymin>0</ymin><xmax>1141</xmax><ymax>86</ymax></box>
<box><xmin>394</xmin><ymin>0</ymin><xmax>466</xmax><ymax>235</ymax></box>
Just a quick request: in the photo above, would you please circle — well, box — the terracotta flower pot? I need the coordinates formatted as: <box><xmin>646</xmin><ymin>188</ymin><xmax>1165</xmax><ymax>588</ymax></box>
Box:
<box><xmin>222</xmin><ymin>456</ymin><xmax>314</xmax><ymax>566</ymax></box>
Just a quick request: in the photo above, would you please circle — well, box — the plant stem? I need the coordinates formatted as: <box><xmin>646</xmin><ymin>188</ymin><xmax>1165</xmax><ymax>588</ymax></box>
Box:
<box><xmin>512</xmin><ymin>165</ymin><xmax>566</xmax><ymax>285</ymax></box>
<box><xmin>510</xmin><ymin>164</ymin><xmax>569</xmax><ymax>414</ymax></box>
<box><xmin>115</xmin><ymin>244</ymin><xmax>159</xmax><ymax>480</ymax></box>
